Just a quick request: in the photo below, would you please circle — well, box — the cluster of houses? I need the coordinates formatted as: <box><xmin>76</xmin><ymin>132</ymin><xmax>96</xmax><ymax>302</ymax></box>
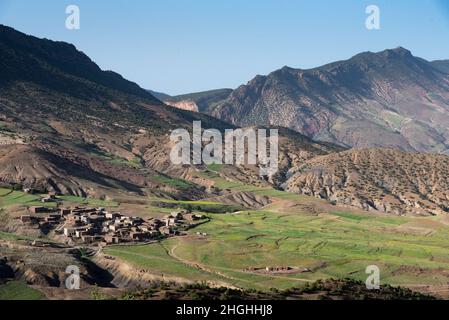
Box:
<box><xmin>20</xmin><ymin>205</ymin><xmax>206</xmax><ymax>246</ymax></box>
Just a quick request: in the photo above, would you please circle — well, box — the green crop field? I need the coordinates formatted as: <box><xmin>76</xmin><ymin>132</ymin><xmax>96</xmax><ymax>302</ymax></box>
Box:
<box><xmin>0</xmin><ymin>281</ymin><xmax>44</xmax><ymax>300</ymax></box>
<box><xmin>149</xmin><ymin>198</ymin><xmax>243</xmax><ymax>214</ymax></box>
<box><xmin>153</xmin><ymin>175</ymin><xmax>194</xmax><ymax>190</ymax></box>
<box><xmin>103</xmin><ymin>243</ymin><xmax>231</xmax><ymax>285</ymax></box>
<box><xmin>0</xmin><ymin>187</ymin><xmax>119</xmax><ymax>209</ymax></box>
<box><xmin>0</xmin><ymin>188</ymin><xmax>56</xmax><ymax>208</ymax></box>
<box><xmin>106</xmin><ymin>184</ymin><xmax>449</xmax><ymax>291</ymax></box>
<box><xmin>0</xmin><ymin>231</ymin><xmax>35</xmax><ymax>242</ymax></box>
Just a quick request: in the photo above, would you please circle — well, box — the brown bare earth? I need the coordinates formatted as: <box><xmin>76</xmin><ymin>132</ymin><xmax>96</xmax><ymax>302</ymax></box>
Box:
<box><xmin>213</xmin><ymin>48</ymin><xmax>449</xmax><ymax>154</ymax></box>
<box><xmin>285</xmin><ymin>148</ymin><xmax>449</xmax><ymax>215</ymax></box>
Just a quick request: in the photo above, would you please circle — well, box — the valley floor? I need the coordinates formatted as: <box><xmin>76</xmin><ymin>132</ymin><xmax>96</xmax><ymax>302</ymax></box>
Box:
<box><xmin>103</xmin><ymin>191</ymin><xmax>449</xmax><ymax>296</ymax></box>
<box><xmin>2</xmin><ymin>176</ymin><xmax>449</xmax><ymax>299</ymax></box>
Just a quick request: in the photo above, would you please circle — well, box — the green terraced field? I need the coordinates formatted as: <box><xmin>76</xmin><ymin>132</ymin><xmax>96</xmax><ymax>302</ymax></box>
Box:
<box><xmin>106</xmin><ymin>186</ymin><xmax>449</xmax><ymax>291</ymax></box>
<box><xmin>0</xmin><ymin>281</ymin><xmax>44</xmax><ymax>300</ymax></box>
<box><xmin>149</xmin><ymin>198</ymin><xmax>243</xmax><ymax>214</ymax></box>
<box><xmin>179</xmin><ymin>209</ymin><xmax>449</xmax><ymax>289</ymax></box>
<box><xmin>0</xmin><ymin>188</ymin><xmax>118</xmax><ymax>209</ymax></box>
<box><xmin>0</xmin><ymin>231</ymin><xmax>35</xmax><ymax>242</ymax></box>
<box><xmin>152</xmin><ymin>175</ymin><xmax>194</xmax><ymax>190</ymax></box>
<box><xmin>0</xmin><ymin>188</ymin><xmax>56</xmax><ymax>208</ymax></box>
<box><xmin>103</xmin><ymin>243</ymin><xmax>231</xmax><ymax>285</ymax></box>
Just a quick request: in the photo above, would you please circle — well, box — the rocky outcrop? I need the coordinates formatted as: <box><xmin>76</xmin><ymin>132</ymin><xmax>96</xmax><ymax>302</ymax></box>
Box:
<box><xmin>165</xmin><ymin>99</ymin><xmax>199</xmax><ymax>112</ymax></box>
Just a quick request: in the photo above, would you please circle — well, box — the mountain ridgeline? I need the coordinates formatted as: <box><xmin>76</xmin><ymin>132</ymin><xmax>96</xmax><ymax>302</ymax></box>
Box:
<box><xmin>2</xmin><ymin>24</ymin><xmax>449</xmax><ymax>216</ymax></box>
<box><xmin>0</xmin><ymin>25</ymin><xmax>160</xmax><ymax>103</ymax></box>
<box><xmin>212</xmin><ymin>48</ymin><xmax>449</xmax><ymax>153</ymax></box>
<box><xmin>0</xmin><ymin>24</ymin><xmax>231</xmax><ymax>199</ymax></box>
<box><xmin>431</xmin><ymin>60</ymin><xmax>449</xmax><ymax>74</ymax></box>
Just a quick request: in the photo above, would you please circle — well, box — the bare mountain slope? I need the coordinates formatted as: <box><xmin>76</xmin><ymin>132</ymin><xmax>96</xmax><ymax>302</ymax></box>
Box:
<box><xmin>0</xmin><ymin>142</ymin><xmax>207</xmax><ymax>200</ymax></box>
<box><xmin>0</xmin><ymin>25</ymin><xmax>231</xmax><ymax>198</ymax></box>
<box><xmin>214</xmin><ymin>48</ymin><xmax>449</xmax><ymax>153</ymax></box>
<box><xmin>285</xmin><ymin>148</ymin><xmax>449</xmax><ymax>216</ymax></box>
<box><xmin>3</xmin><ymin>25</ymin><xmax>449</xmax><ymax>217</ymax></box>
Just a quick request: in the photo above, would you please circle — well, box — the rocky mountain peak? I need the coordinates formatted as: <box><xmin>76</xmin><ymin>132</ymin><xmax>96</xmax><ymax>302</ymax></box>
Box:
<box><xmin>213</xmin><ymin>48</ymin><xmax>449</xmax><ymax>153</ymax></box>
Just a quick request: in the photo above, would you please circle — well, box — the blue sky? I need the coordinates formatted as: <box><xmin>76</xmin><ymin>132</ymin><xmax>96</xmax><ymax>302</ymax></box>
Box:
<box><xmin>1</xmin><ymin>0</ymin><xmax>449</xmax><ymax>95</ymax></box>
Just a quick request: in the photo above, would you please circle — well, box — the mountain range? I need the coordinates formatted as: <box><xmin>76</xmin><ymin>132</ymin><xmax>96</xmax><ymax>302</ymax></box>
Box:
<box><xmin>208</xmin><ymin>48</ymin><xmax>449</xmax><ymax>153</ymax></box>
<box><xmin>2</xmin><ymin>24</ymin><xmax>449</xmax><ymax>215</ymax></box>
<box><xmin>0</xmin><ymin>24</ymin><xmax>232</xmax><ymax>199</ymax></box>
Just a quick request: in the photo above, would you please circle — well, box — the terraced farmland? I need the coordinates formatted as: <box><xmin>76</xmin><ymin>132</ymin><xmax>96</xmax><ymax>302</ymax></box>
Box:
<box><xmin>105</xmin><ymin>187</ymin><xmax>449</xmax><ymax>292</ymax></box>
<box><xmin>0</xmin><ymin>188</ymin><xmax>55</xmax><ymax>209</ymax></box>
<box><xmin>0</xmin><ymin>281</ymin><xmax>44</xmax><ymax>300</ymax></box>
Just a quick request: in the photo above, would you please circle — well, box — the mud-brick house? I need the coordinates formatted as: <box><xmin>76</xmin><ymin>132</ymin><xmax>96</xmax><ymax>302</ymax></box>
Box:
<box><xmin>105</xmin><ymin>212</ymin><xmax>121</xmax><ymax>220</ymax></box>
<box><xmin>139</xmin><ymin>224</ymin><xmax>154</xmax><ymax>232</ymax></box>
<box><xmin>148</xmin><ymin>230</ymin><xmax>160</xmax><ymax>238</ymax></box>
<box><xmin>170</xmin><ymin>211</ymin><xmax>184</xmax><ymax>219</ymax></box>
<box><xmin>64</xmin><ymin>228</ymin><xmax>77</xmax><ymax>237</ymax></box>
<box><xmin>66</xmin><ymin>214</ymin><xmax>81</xmax><ymax>224</ymax></box>
<box><xmin>60</xmin><ymin>209</ymin><xmax>71</xmax><ymax>215</ymax></box>
<box><xmin>45</xmin><ymin>214</ymin><xmax>62</xmax><ymax>224</ymax></box>
<box><xmin>75</xmin><ymin>229</ymin><xmax>91</xmax><ymax>238</ymax></box>
<box><xmin>81</xmin><ymin>235</ymin><xmax>95</xmax><ymax>244</ymax></box>
<box><xmin>184</xmin><ymin>214</ymin><xmax>204</xmax><ymax>221</ymax></box>
<box><xmin>165</xmin><ymin>217</ymin><xmax>179</xmax><ymax>227</ymax></box>
<box><xmin>160</xmin><ymin>226</ymin><xmax>177</xmax><ymax>236</ymax></box>
<box><xmin>152</xmin><ymin>219</ymin><xmax>163</xmax><ymax>227</ymax></box>
<box><xmin>28</xmin><ymin>206</ymin><xmax>49</xmax><ymax>214</ymax></box>
<box><xmin>20</xmin><ymin>215</ymin><xmax>33</xmax><ymax>223</ymax></box>
<box><xmin>109</xmin><ymin>224</ymin><xmax>122</xmax><ymax>232</ymax></box>
<box><xmin>130</xmin><ymin>232</ymin><xmax>147</xmax><ymax>241</ymax></box>
<box><xmin>104</xmin><ymin>235</ymin><xmax>120</xmax><ymax>244</ymax></box>
<box><xmin>129</xmin><ymin>217</ymin><xmax>143</xmax><ymax>226</ymax></box>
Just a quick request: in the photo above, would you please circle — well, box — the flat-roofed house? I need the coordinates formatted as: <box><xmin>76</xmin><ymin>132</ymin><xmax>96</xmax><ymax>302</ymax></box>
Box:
<box><xmin>104</xmin><ymin>235</ymin><xmax>120</xmax><ymax>244</ymax></box>
<box><xmin>105</xmin><ymin>212</ymin><xmax>121</xmax><ymax>220</ymax></box>
<box><xmin>75</xmin><ymin>229</ymin><xmax>90</xmax><ymax>238</ymax></box>
<box><xmin>60</xmin><ymin>209</ymin><xmax>71</xmax><ymax>215</ymax></box>
<box><xmin>29</xmin><ymin>206</ymin><xmax>48</xmax><ymax>214</ymax></box>
<box><xmin>81</xmin><ymin>235</ymin><xmax>95</xmax><ymax>244</ymax></box>
<box><xmin>20</xmin><ymin>215</ymin><xmax>32</xmax><ymax>223</ymax></box>
<box><xmin>64</xmin><ymin>228</ymin><xmax>76</xmax><ymax>237</ymax></box>
<box><xmin>130</xmin><ymin>232</ymin><xmax>147</xmax><ymax>241</ymax></box>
